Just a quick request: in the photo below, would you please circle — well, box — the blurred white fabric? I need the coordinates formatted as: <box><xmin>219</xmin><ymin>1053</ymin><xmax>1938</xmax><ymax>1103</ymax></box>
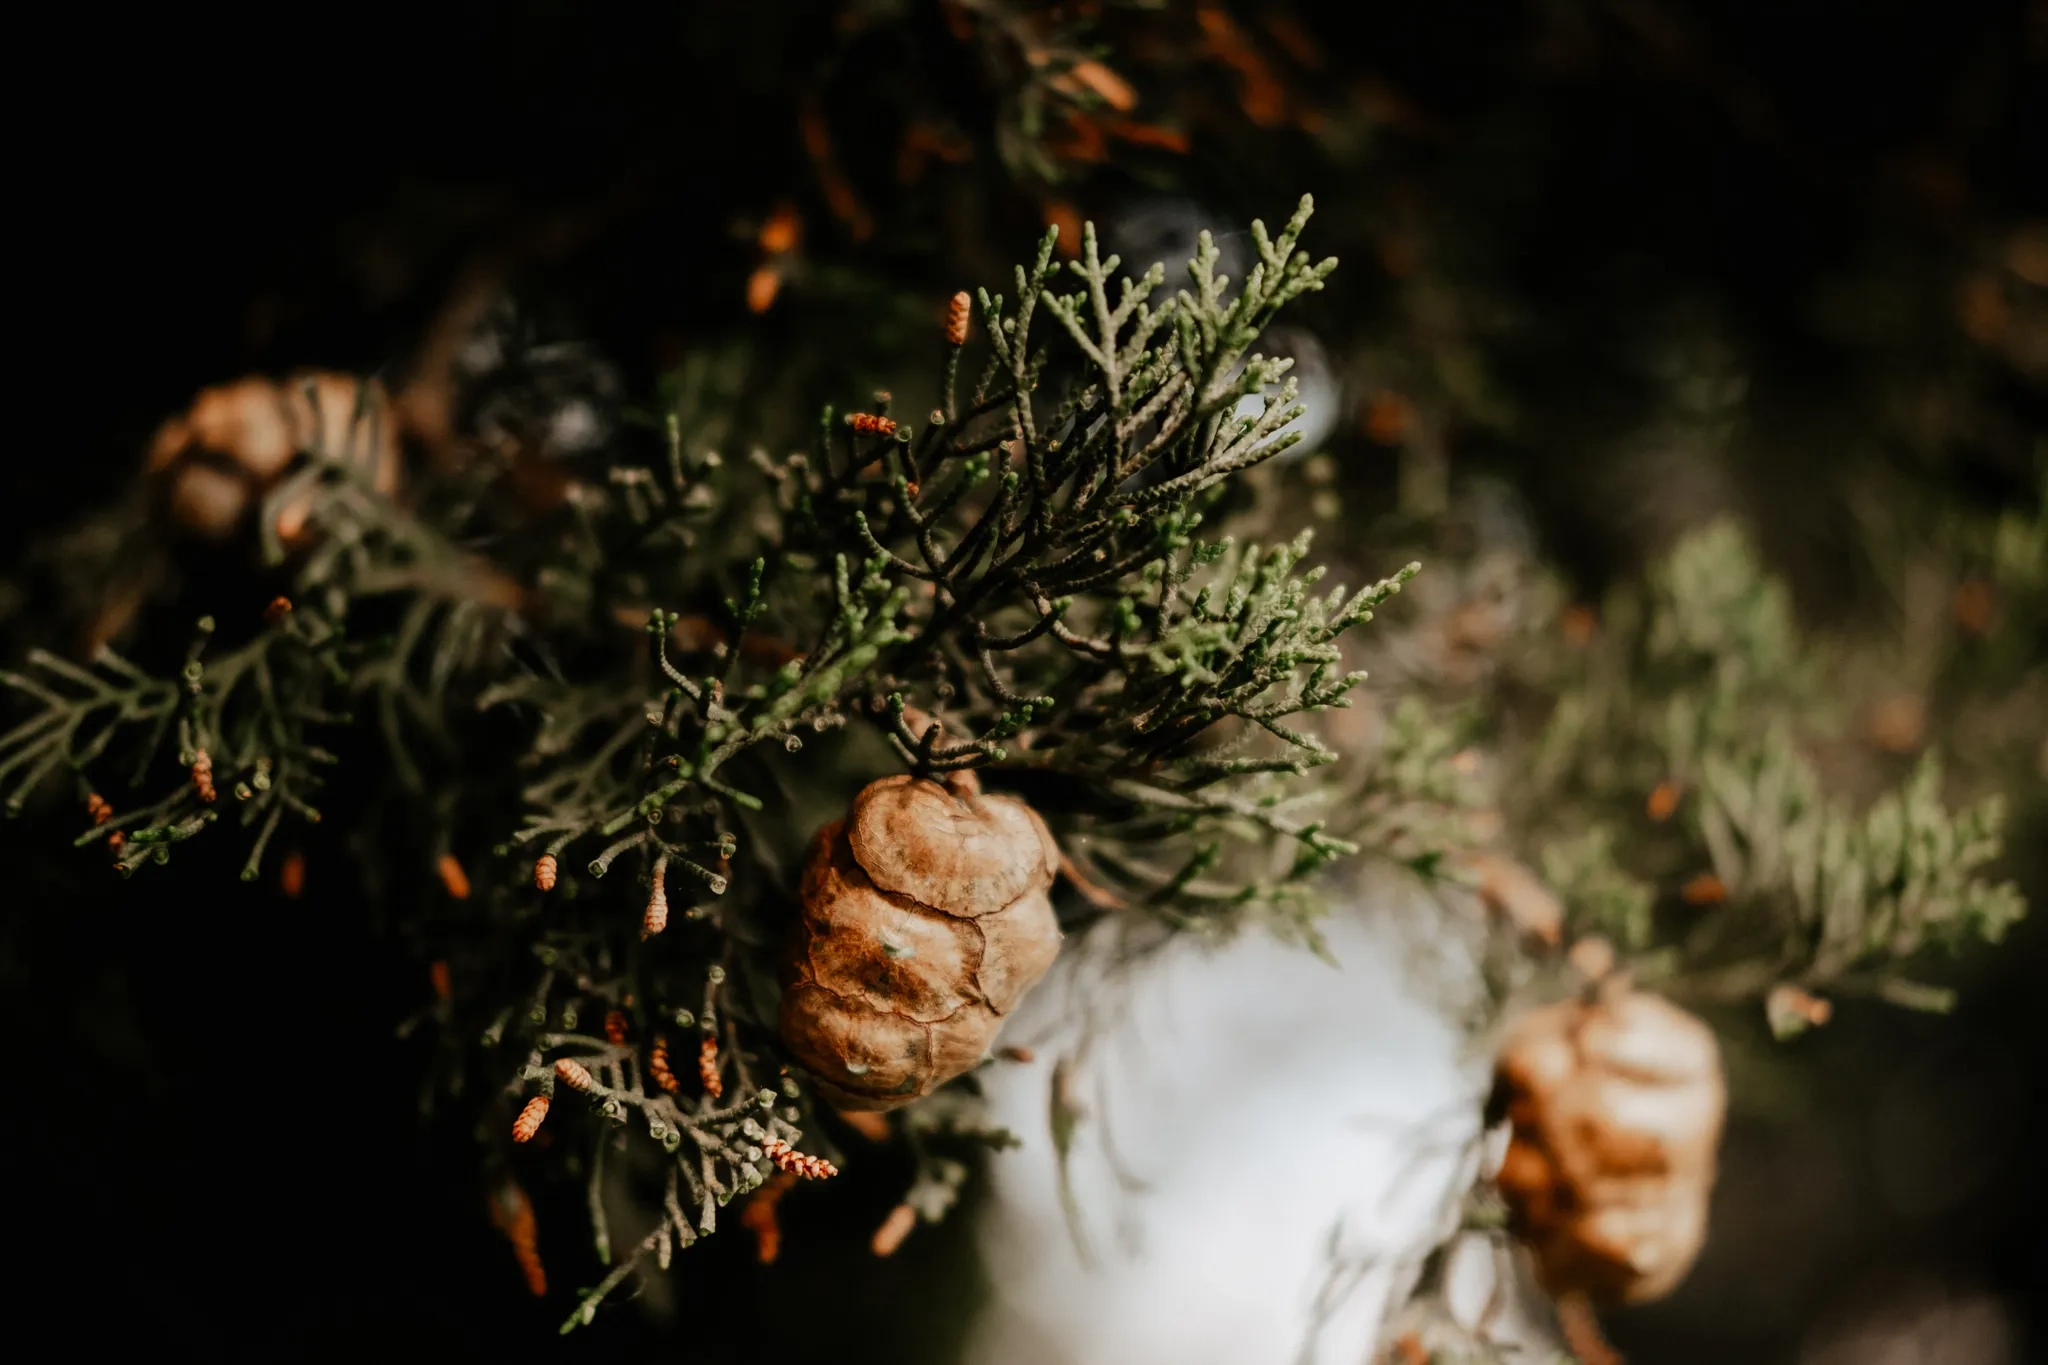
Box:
<box><xmin>967</xmin><ymin>885</ymin><xmax>1487</xmax><ymax>1365</ymax></box>
<box><xmin>1229</xmin><ymin>325</ymin><xmax>1342</xmax><ymax>463</ymax></box>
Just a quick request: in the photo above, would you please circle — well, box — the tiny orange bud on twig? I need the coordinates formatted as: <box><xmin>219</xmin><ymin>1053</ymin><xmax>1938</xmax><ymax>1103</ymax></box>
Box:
<box><xmin>758</xmin><ymin>204</ymin><xmax>801</xmax><ymax>256</ymax></box>
<box><xmin>746</xmin><ymin>264</ymin><xmax>782</xmax><ymax>314</ymax></box>
<box><xmin>799</xmin><ymin>100</ymin><xmax>874</xmax><ymax>241</ymax></box>
<box><xmin>739</xmin><ymin>1171</ymin><xmax>797</xmax><ymax>1264</ymax></box>
<box><xmin>1953</xmin><ymin>578</ymin><xmax>1995</xmax><ymax>634</ymax></box>
<box><xmin>107</xmin><ymin>830</ymin><xmax>126</xmax><ymax>853</ymax></box>
<box><xmin>534</xmin><ymin>853</ymin><xmax>558</xmax><ymax>891</ymax></box>
<box><xmin>604</xmin><ymin>1010</ymin><xmax>628</xmax><ymax>1046</ymax></box>
<box><xmin>649</xmin><ymin>1037</ymin><xmax>681</xmax><ymax>1093</ymax></box>
<box><xmin>1363</xmin><ymin>391</ymin><xmax>1413</xmax><ymax>445</ymax></box>
<box><xmin>191</xmin><ymin>750</ymin><xmax>216</xmax><ymax>803</ymax></box>
<box><xmin>698</xmin><ymin>1035</ymin><xmax>724</xmax><ymax>1099</ymax></box>
<box><xmin>760</xmin><ymin>1136</ymin><xmax>838</xmax><ymax>1179</ymax></box>
<box><xmin>642</xmin><ymin>859</ymin><xmax>669</xmax><ymax>938</ymax></box>
<box><xmin>1767</xmin><ymin>983</ymin><xmax>1834</xmax><ymax>1036</ymax></box>
<box><xmin>436</xmin><ymin>853</ymin><xmax>471</xmax><ymax>900</ymax></box>
<box><xmin>429</xmin><ymin>959</ymin><xmax>452</xmax><ymax>1001</ymax></box>
<box><xmin>871</xmin><ymin>1202</ymin><xmax>919</xmax><ymax>1257</ymax></box>
<box><xmin>1042</xmin><ymin>199</ymin><xmax>1083</xmax><ymax>256</ymax></box>
<box><xmin>264</xmin><ymin>596</ymin><xmax>293</xmax><ymax>624</ymax></box>
<box><xmin>511</xmin><ymin>1095</ymin><xmax>550</xmax><ymax>1143</ymax></box>
<box><xmin>275</xmin><ymin>498</ymin><xmax>312</xmax><ymax>543</ymax></box>
<box><xmin>489</xmin><ymin>1181</ymin><xmax>547</xmax><ymax>1297</ymax></box>
<box><xmin>1561</xmin><ymin>604</ymin><xmax>1598</xmax><ymax>646</ymax></box>
<box><xmin>847</xmin><ymin>412</ymin><xmax>898</xmax><ymax>436</ymax></box>
<box><xmin>1196</xmin><ymin>4</ymin><xmax>1289</xmax><ymax>127</ymax></box>
<box><xmin>1646</xmin><ymin>781</ymin><xmax>1682</xmax><ymax>822</ymax></box>
<box><xmin>946</xmin><ymin>290</ymin><xmax>972</xmax><ymax>346</ymax></box>
<box><xmin>1105</xmin><ymin>118</ymin><xmax>1190</xmax><ymax>153</ymax></box>
<box><xmin>1064</xmin><ymin>58</ymin><xmax>1137</xmax><ymax>111</ymax></box>
<box><xmin>554</xmin><ymin>1058</ymin><xmax>595</xmax><ymax>1092</ymax></box>
<box><xmin>280</xmin><ymin>850</ymin><xmax>306</xmax><ymax>898</ymax></box>
<box><xmin>1680</xmin><ymin>872</ymin><xmax>1727</xmax><ymax>906</ymax></box>
<box><xmin>1868</xmin><ymin>694</ymin><xmax>1927</xmax><ymax>754</ymax></box>
<box><xmin>85</xmin><ymin>793</ymin><xmax>113</xmax><ymax>825</ymax></box>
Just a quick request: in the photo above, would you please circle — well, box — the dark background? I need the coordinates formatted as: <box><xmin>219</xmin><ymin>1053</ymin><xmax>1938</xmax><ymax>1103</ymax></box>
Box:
<box><xmin>8</xmin><ymin>3</ymin><xmax>2044</xmax><ymax>1360</ymax></box>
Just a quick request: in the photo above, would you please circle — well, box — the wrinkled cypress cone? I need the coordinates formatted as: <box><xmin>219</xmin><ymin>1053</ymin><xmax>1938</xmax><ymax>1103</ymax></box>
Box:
<box><xmin>778</xmin><ymin>774</ymin><xmax>1062</xmax><ymax>1111</ymax></box>
<box><xmin>1492</xmin><ymin>985</ymin><xmax>1726</xmax><ymax>1305</ymax></box>
<box><xmin>147</xmin><ymin>372</ymin><xmax>402</xmax><ymax>541</ymax></box>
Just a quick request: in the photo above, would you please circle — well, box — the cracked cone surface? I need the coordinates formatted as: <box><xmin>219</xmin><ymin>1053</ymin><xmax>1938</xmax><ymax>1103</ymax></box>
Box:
<box><xmin>780</xmin><ymin>776</ymin><xmax>1061</xmax><ymax>1110</ymax></box>
<box><xmin>1494</xmin><ymin>987</ymin><xmax>1726</xmax><ymax>1305</ymax></box>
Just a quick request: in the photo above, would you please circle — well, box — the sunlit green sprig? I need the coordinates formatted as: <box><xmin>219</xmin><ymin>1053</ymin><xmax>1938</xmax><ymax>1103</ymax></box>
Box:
<box><xmin>1507</xmin><ymin>521</ymin><xmax>2024</xmax><ymax>1014</ymax></box>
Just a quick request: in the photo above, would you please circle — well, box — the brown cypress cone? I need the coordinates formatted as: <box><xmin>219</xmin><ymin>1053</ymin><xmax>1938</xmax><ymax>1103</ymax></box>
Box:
<box><xmin>1492</xmin><ymin>985</ymin><xmax>1726</xmax><ymax>1305</ymax></box>
<box><xmin>778</xmin><ymin>773</ymin><xmax>1062</xmax><ymax>1111</ymax></box>
<box><xmin>146</xmin><ymin>372</ymin><xmax>402</xmax><ymax>541</ymax></box>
